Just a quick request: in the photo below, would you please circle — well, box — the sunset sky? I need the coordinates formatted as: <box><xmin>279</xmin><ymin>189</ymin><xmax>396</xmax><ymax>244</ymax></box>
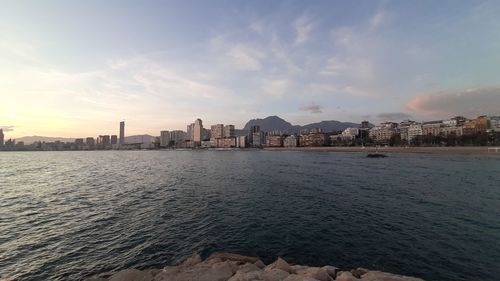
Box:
<box><xmin>1</xmin><ymin>0</ymin><xmax>500</xmax><ymax>138</ymax></box>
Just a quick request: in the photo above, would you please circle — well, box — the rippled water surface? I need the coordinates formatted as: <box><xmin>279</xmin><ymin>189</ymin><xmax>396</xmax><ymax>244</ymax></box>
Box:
<box><xmin>1</xmin><ymin>151</ymin><xmax>499</xmax><ymax>281</ymax></box>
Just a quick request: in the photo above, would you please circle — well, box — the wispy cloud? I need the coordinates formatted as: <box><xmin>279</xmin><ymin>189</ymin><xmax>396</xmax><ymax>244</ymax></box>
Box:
<box><xmin>294</xmin><ymin>15</ymin><xmax>315</xmax><ymax>45</ymax></box>
<box><xmin>0</xmin><ymin>126</ymin><xmax>14</xmax><ymax>132</ymax></box>
<box><xmin>300</xmin><ymin>102</ymin><xmax>322</xmax><ymax>113</ymax></box>
<box><xmin>405</xmin><ymin>87</ymin><xmax>500</xmax><ymax>118</ymax></box>
<box><xmin>376</xmin><ymin>112</ymin><xmax>412</xmax><ymax>121</ymax></box>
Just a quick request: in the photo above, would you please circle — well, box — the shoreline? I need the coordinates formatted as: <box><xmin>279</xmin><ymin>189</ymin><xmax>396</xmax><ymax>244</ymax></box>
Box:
<box><xmin>85</xmin><ymin>252</ymin><xmax>424</xmax><ymax>281</ymax></box>
<box><xmin>262</xmin><ymin>146</ymin><xmax>500</xmax><ymax>155</ymax></box>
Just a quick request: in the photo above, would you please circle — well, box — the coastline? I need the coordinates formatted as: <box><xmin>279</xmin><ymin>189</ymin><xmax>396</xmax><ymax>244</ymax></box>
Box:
<box><xmin>262</xmin><ymin>146</ymin><xmax>500</xmax><ymax>155</ymax></box>
<box><xmin>85</xmin><ymin>252</ymin><xmax>424</xmax><ymax>281</ymax></box>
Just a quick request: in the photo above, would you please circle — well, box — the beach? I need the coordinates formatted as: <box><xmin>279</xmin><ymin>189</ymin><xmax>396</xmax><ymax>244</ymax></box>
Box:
<box><xmin>262</xmin><ymin>146</ymin><xmax>500</xmax><ymax>155</ymax></box>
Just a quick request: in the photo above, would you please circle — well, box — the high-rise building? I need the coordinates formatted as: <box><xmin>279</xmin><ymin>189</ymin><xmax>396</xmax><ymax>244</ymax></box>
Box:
<box><xmin>0</xmin><ymin>129</ymin><xmax>4</xmax><ymax>146</ymax></box>
<box><xmin>211</xmin><ymin>124</ymin><xmax>224</xmax><ymax>139</ymax></box>
<box><xmin>193</xmin><ymin>118</ymin><xmax>203</xmax><ymax>145</ymax></box>
<box><xmin>224</xmin><ymin>125</ymin><xmax>235</xmax><ymax>138</ymax></box>
<box><xmin>160</xmin><ymin>130</ymin><xmax>171</xmax><ymax>147</ymax></box>
<box><xmin>187</xmin><ymin>123</ymin><xmax>194</xmax><ymax>141</ymax></box>
<box><xmin>111</xmin><ymin>135</ymin><xmax>118</xmax><ymax>145</ymax></box>
<box><xmin>86</xmin><ymin>137</ymin><xmax>95</xmax><ymax>147</ymax></box>
<box><xmin>119</xmin><ymin>121</ymin><xmax>125</xmax><ymax>145</ymax></box>
<box><xmin>98</xmin><ymin>135</ymin><xmax>111</xmax><ymax>149</ymax></box>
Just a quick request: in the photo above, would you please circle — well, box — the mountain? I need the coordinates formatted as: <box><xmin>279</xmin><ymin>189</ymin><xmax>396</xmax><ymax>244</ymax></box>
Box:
<box><xmin>14</xmin><ymin>136</ymin><xmax>75</xmax><ymax>145</ymax></box>
<box><xmin>125</xmin><ymin>135</ymin><xmax>156</xmax><ymax>144</ymax></box>
<box><xmin>243</xmin><ymin>115</ymin><xmax>300</xmax><ymax>132</ymax></box>
<box><xmin>241</xmin><ymin>116</ymin><xmax>364</xmax><ymax>134</ymax></box>
<box><xmin>300</xmin><ymin>120</ymin><xmax>361</xmax><ymax>132</ymax></box>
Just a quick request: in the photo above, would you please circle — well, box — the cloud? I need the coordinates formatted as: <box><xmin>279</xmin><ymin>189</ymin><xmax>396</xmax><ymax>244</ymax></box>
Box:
<box><xmin>0</xmin><ymin>126</ymin><xmax>14</xmax><ymax>132</ymax></box>
<box><xmin>369</xmin><ymin>10</ymin><xmax>388</xmax><ymax>29</ymax></box>
<box><xmin>300</xmin><ymin>102</ymin><xmax>322</xmax><ymax>113</ymax></box>
<box><xmin>263</xmin><ymin>79</ymin><xmax>290</xmax><ymax>97</ymax></box>
<box><xmin>405</xmin><ymin>87</ymin><xmax>500</xmax><ymax>118</ymax></box>
<box><xmin>294</xmin><ymin>15</ymin><xmax>314</xmax><ymax>45</ymax></box>
<box><xmin>376</xmin><ymin>112</ymin><xmax>413</xmax><ymax>121</ymax></box>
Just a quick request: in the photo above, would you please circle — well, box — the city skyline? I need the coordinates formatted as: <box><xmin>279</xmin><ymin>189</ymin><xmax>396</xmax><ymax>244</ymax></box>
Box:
<box><xmin>2</xmin><ymin>0</ymin><xmax>500</xmax><ymax>138</ymax></box>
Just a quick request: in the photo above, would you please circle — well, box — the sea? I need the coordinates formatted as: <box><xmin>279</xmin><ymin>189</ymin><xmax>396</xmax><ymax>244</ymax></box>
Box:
<box><xmin>1</xmin><ymin>150</ymin><xmax>499</xmax><ymax>281</ymax></box>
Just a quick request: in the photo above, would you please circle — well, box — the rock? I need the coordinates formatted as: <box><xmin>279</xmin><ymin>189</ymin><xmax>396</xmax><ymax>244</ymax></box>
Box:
<box><xmin>84</xmin><ymin>277</ymin><xmax>107</xmax><ymax>281</ymax></box>
<box><xmin>237</xmin><ymin>262</ymin><xmax>262</xmax><ymax>273</ymax></box>
<box><xmin>109</xmin><ymin>269</ymin><xmax>153</xmax><ymax>281</ymax></box>
<box><xmin>179</xmin><ymin>254</ymin><xmax>202</xmax><ymax>267</ymax></box>
<box><xmin>262</xmin><ymin>268</ymin><xmax>290</xmax><ymax>281</ymax></box>
<box><xmin>351</xmin><ymin>268</ymin><xmax>369</xmax><ymax>278</ymax></box>
<box><xmin>322</xmin><ymin>266</ymin><xmax>338</xmax><ymax>278</ymax></box>
<box><xmin>295</xmin><ymin>267</ymin><xmax>333</xmax><ymax>281</ymax></box>
<box><xmin>228</xmin><ymin>269</ymin><xmax>263</xmax><ymax>281</ymax></box>
<box><xmin>360</xmin><ymin>271</ymin><xmax>424</xmax><ymax>281</ymax></box>
<box><xmin>265</xmin><ymin>257</ymin><xmax>292</xmax><ymax>273</ymax></box>
<box><xmin>282</xmin><ymin>274</ymin><xmax>319</xmax><ymax>281</ymax></box>
<box><xmin>207</xmin><ymin>252</ymin><xmax>260</xmax><ymax>264</ymax></box>
<box><xmin>290</xmin><ymin>265</ymin><xmax>309</xmax><ymax>273</ymax></box>
<box><xmin>254</xmin><ymin>259</ymin><xmax>266</xmax><ymax>269</ymax></box>
<box><xmin>336</xmin><ymin>271</ymin><xmax>359</xmax><ymax>281</ymax></box>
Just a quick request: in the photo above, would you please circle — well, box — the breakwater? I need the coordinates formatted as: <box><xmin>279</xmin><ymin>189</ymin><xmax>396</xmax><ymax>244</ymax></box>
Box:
<box><xmin>85</xmin><ymin>253</ymin><xmax>424</xmax><ymax>281</ymax></box>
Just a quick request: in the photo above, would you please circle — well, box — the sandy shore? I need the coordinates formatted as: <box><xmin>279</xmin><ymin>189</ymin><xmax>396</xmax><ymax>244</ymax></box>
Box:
<box><xmin>262</xmin><ymin>146</ymin><xmax>500</xmax><ymax>155</ymax></box>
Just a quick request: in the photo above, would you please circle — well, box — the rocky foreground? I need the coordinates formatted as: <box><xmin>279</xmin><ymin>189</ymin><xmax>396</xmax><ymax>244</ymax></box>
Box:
<box><xmin>85</xmin><ymin>253</ymin><xmax>424</xmax><ymax>281</ymax></box>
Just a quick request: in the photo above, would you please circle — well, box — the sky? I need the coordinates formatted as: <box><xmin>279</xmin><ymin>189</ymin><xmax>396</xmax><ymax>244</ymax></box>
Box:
<box><xmin>1</xmin><ymin>0</ymin><xmax>500</xmax><ymax>138</ymax></box>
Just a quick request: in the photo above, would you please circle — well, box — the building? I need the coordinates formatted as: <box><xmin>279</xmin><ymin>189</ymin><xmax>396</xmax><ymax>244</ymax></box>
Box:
<box><xmin>160</xmin><ymin>131</ymin><xmax>171</xmax><ymax>147</ymax></box>
<box><xmin>284</xmin><ymin>135</ymin><xmax>299</xmax><ymax>147</ymax></box>
<box><xmin>369</xmin><ymin>122</ymin><xmax>397</xmax><ymax>143</ymax></box>
<box><xmin>266</xmin><ymin>135</ymin><xmax>283</xmax><ymax>147</ymax></box>
<box><xmin>408</xmin><ymin>124</ymin><xmax>423</xmax><ymax>141</ymax></box>
<box><xmin>187</xmin><ymin>123</ymin><xmax>194</xmax><ymax>141</ymax></box>
<box><xmin>86</xmin><ymin>137</ymin><xmax>95</xmax><ymax>148</ymax></box>
<box><xmin>300</xmin><ymin>133</ymin><xmax>327</xmax><ymax>146</ymax></box>
<box><xmin>252</xmin><ymin>131</ymin><xmax>265</xmax><ymax>147</ymax></box>
<box><xmin>489</xmin><ymin>116</ymin><xmax>500</xmax><ymax>132</ymax></box>
<box><xmin>119</xmin><ymin>121</ymin><xmax>125</xmax><ymax>145</ymax></box>
<box><xmin>224</xmin><ymin>125</ymin><xmax>235</xmax><ymax>138</ymax></box>
<box><xmin>211</xmin><ymin>124</ymin><xmax>224</xmax><ymax>139</ymax></box>
<box><xmin>111</xmin><ymin>135</ymin><xmax>118</xmax><ymax>145</ymax></box>
<box><xmin>421</xmin><ymin>121</ymin><xmax>442</xmax><ymax>136</ymax></box>
<box><xmin>193</xmin><ymin>119</ymin><xmax>203</xmax><ymax>145</ymax></box>
<box><xmin>0</xmin><ymin>129</ymin><xmax>4</xmax><ymax>146</ymax></box>
<box><xmin>440</xmin><ymin>125</ymin><xmax>463</xmax><ymax>137</ymax></box>
<box><xmin>237</xmin><ymin>136</ymin><xmax>247</xmax><ymax>148</ymax></box>
<box><xmin>97</xmin><ymin>135</ymin><xmax>111</xmax><ymax>149</ymax></box>
<box><xmin>341</xmin><ymin>127</ymin><xmax>359</xmax><ymax>140</ymax></box>
<box><xmin>170</xmin><ymin>130</ymin><xmax>187</xmax><ymax>147</ymax></box>
<box><xmin>463</xmin><ymin>116</ymin><xmax>488</xmax><ymax>135</ymax></box>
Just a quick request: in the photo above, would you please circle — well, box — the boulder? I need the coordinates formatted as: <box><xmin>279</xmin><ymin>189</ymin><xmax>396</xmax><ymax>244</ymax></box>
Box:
<box><xmin>179</xmin><ymin>254</ymin><xmax>202</xmax><ymax>267</ymax></box>
<box><xmin>282</xmin><ymin>274</ymin><xmax>319</xmax><ymax>281</ymax></box>
<box><xmin>265</xmin><ymin>257</ymin><xmax>292</xmax><ymax>273</ymax></box>
<box><xmin>237</xmin><ymin>262</ymin><xmax>262</xmax><ymax>273</ymax></box>
<box><xmin>84</xmin><ymin>277</ymin><xmax>107</xmax><ymax>281</ymax></box>
<box><xmin>254</xmin><ymin>259</ymin><xmax>266</xmax><ymax>269</ymax></box>
<box><xmin>322</xmin><ymin>266</ymin><xmax>338</xmax><ymax>278</ymax></box>
<box><xmin>360</xmin><ymin>271</ymin><xmax>424</xmax><ymax>281</ymax></box>
<box><xmin>207</xmin><ymin>252</ymin><xmax>260</xmax><ymax>264</ymax></box>
<box><xmin>228</xmin><ymin>269</ymin><xmax>263</xmax><ymax>281</ymax></box>
<box><xmin>336</xmin><ymin>271</ymin><xmax>359</xmax><ymax>281</ymax></box>
<box><xmin>290</xmin><ymin>265</ymin><xmax>309</xmax><ymax>273</ymax></box>
<box><xmin>262</xmin><ymin>268</ymin><xmax>290</xmax><ymax>281</ymax></box>
<box><xmin>295</xmin><ymin>267</ymin><xmax>333</xmax><ymax>281</ymax></box>
<box><xmin>351</xmin><ymin>268</ymin><xmax>369</xmax><ymax>278</ymax></box>
<box><xmin>109</xmin><ymin>269</ymin><xmax>153</xmax><ymax>281</ymax></box>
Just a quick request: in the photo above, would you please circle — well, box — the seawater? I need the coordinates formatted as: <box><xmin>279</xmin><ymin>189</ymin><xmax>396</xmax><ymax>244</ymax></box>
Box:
<box><xmin>1</xmin><ymin>151</ymin><xmax>499</xmax><ymax>281</ymax></box>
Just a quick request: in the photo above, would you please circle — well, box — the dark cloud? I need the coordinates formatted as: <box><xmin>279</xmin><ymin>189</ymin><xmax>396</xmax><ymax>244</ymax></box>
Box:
<box><xmin>0</xmin><ymin>126</ymin><xmax>14</xmax><ymax>132</ymax></box>
<box><xmin>376</xmin><ymin>112</ymin><xmax>412</xmax><ymax>121</ymax></box>
<box><xmin>300</xmin><ymin>102</ymin><xmax>322</xmax><ymax>113</ymax></box>
<box><xmin>405</xmin><ymin>87</ymin><xmax>500</xmax><ymax>118</ymax></box>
